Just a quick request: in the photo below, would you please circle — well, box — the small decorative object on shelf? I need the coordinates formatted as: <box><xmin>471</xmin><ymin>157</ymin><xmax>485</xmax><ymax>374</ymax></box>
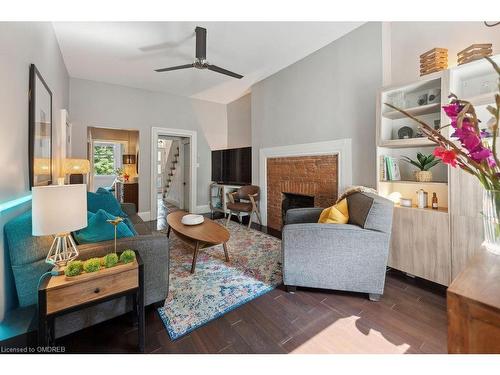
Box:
<box><xmin>385</xmin><ymin>57</ymin><xmax>499</xmax><ymax>254</ymax></box>
<box><xmin>417</xmin><ymin>93</ymin><xmax>428</xmax><ymax>106</ymax></box>
<box><xmin>398</xmin><ymin>126</ymin><xmax>413</xmax><ymax>139</ymax></box>
<box><xmin>401</xmin><ymin>152</ymin><xmax>440</xmax><ymax>182</ymax></box>
<box><xmin>420</xmin><ymin>48</ymin><xmax>448</xmax><ymax>76</ymax></box>
<box><xmin>417</xmin><ymin>189</ymin><xmax>429</xmax><ymax>209</ymax></box>
<box><xmin>428</xmin><ymin>88</ymin><xmax>441</xmax><ymax>104</ymax></box>
<box><xmin>400</xmin><ymin>197</ymin><xmax>413</xmax><ymax>207</ymax></box>
<box><xmin>458</xmin><ymin>44</ymin><xmax>493</xmax><ymax>65</ymax></box>
<box><xmin>432</xmin><ymin>192</ymin><xmax>438</xmax><ymax>209</ymax></box>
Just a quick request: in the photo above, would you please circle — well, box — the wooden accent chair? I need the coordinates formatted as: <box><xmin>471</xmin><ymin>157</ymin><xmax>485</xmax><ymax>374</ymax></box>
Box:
<box><xmin>225</xmin><ymin>185</ymin><xmax>262</xmax><ymax>228</ymax></box>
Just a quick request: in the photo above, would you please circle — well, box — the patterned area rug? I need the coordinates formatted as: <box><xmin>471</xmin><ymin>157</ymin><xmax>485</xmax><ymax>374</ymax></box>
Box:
<box><xmin>157</xmin><ymin>219</ymin><xmax>282</xmax><ymax>340</ymax></box>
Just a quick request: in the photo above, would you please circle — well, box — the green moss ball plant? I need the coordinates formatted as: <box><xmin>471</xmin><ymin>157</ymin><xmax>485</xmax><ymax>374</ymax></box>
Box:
<box><xmin>64</xmin><ymin>260</ymin><xmax>83</xmax><ymax>277</ymax></box>
<box><xmin>83</xmin><ymin>258</ymin><xmax>101</xmax><ymax>273</ymax></box>
<box><xmin>103</xmin><ymin>253</ymin><xmax>119</xmax><ymax>268</ymax></box>
<box><xmin>120</xmin><ymin>249</ymin><xmax>136</xmax><ymax>264</ymax></box>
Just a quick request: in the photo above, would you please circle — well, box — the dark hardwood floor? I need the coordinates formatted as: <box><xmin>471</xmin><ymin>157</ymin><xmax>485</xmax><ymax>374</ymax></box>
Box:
<box><xmin>55</xmin><ymin>271</ymin><xmax>447</xmax><ymax>354</ymax></box>
<box><xmin>54</xmin><ymin>213</ymin><xmax>448</xmax><ymax>354</ymax></box>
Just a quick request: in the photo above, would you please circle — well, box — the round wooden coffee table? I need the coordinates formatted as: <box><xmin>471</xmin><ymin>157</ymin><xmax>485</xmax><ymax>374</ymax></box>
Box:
<box><xmin>166</xmin><ymin>211</ymin><xmax>230</xmax><ymax>273</ymax></box>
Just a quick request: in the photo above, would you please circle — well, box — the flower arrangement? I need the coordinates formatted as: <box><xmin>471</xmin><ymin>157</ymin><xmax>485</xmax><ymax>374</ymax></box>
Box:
<box><xmin>385</xmin><ymin>57</ymin><xmax>500</xmax><ymax>254</ymax></box>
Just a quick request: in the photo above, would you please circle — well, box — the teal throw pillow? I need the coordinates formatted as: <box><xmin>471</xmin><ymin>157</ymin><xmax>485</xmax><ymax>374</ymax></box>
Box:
<box><xmin>123</xmin><ymin>217</ymin><xmax>138</xmax><ymax>236</ymax></box>
<box><xmin>74</xmin><ymin>209</ymin><xmax>134</xmax><ymax>244</ymax></box>
<box><xmin>87</xmin><ymin>191</ymin><xmax>127</xmax><ymax>217</ymax></box>
<box><xmin>96</xmin><ymin>187</ymin><xmax>113</xmax><ymax>195</ymax></box>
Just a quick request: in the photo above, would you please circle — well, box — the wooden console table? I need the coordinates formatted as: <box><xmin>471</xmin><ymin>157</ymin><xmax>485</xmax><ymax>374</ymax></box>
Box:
<box><xmin>447</xmin><ymin>248</ymin><xmax>500</xmax><ymax>353</ymax></box>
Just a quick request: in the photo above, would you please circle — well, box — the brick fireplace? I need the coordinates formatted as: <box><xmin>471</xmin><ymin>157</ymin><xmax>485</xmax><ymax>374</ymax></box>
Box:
<box><xmin>266</xmin><ymin>155</ymin><xmax>338</xmax><ymax>230</ymax></box>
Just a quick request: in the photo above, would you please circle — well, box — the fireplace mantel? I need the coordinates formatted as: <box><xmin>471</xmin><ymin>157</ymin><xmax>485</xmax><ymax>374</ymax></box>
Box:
<box><xmin>258</xmin><ymin>139</ymin><xmax>352</xmax><ymax>227</ymax></box>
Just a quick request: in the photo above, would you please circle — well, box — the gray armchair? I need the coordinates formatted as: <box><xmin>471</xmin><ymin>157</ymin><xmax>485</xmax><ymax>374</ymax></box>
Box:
<box><xmin>282</xmin><ymin>192</ymin><xmax>393</xmax><ymax>301</ymax></box>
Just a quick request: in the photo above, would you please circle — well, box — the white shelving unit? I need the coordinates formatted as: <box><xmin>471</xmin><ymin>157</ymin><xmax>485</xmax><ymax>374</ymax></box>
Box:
<box><xmin>376</xmin><ymin>54</ymin><xmax>500</xmax><ymax>286</ymax></box>
<box><xmin>377</xmin><ymin>71</ymin><xmax>451</xmax><ymax>286</ymax></box>
<box><xmin>209</xmin><ymin>182</ymin><xmax>247</xmax><ymax>218</ymax></box>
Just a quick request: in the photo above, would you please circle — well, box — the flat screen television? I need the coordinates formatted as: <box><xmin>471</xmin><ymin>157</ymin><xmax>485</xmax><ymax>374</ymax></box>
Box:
<box><xmin>212</xmin><ymin>147</ymin><xmax>252</xmax><ymax>185</ymax></box>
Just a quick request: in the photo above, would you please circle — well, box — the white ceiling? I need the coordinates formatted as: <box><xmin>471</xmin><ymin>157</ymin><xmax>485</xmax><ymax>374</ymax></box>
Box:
<box><xmin>53</xmin><ymin>22</ymin><xmax>363</xmax><ymax>104</ymax></box>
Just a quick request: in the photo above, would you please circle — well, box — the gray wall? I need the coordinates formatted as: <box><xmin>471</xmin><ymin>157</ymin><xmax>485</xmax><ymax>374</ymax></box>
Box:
<box><xmin>69</xmin><ymin>78</ymin><xmax>228</xmax><ymax>213</ymax></box>
<box><xmin>227</xmin><ymin>94</ymin><xmax>251</xmax><ymax>148</ymax></box>
<box><xmin>0</xmin><ymin>22</ymin><xmax>69</xmax><ymax>321</ymax></box>
<box><xmin>390</xmin><ymin>22</ymin><xmax>500</xmax><ymax>85</ymax></box>
<box><xmin>251</xmin><ymin>22</ymin><xmax>383</xmax><ymax>188</ymax></box>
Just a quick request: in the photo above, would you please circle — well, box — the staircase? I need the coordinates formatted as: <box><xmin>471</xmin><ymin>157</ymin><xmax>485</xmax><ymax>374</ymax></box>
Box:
<box><xmin>163</xmin><ymin>146</ymin><xmax>180</xmax><ymax>199</ymax></box>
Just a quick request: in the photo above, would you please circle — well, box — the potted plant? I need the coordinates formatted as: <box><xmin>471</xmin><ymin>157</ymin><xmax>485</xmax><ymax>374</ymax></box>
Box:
<box><xmin>401</xmin><ymin>152</ymin><xmax>440</xmax><ymax>182</ymax></box>
<box><xmin>385</xmin><ymin>57</ymin><xmax>499</xmax><ymax>254</ymax></box>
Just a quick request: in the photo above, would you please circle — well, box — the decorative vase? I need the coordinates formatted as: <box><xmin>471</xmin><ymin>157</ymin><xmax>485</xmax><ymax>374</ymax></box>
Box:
<box><xmin>482</xmin><ymin>190</ymin><xmax>500</xmax><ymax>255</ymax></box>
<box><xmin>415</xmin><ymin>170</ymin><xmax>432</xmax><ymax>182</ymax></box>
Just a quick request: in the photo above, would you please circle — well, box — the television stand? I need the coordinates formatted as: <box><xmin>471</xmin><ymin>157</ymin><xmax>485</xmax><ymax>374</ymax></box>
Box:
<box><xmin>209</xmin><ymin>182</ymin><xmax>249</xmax><ymax>219</ymax></box>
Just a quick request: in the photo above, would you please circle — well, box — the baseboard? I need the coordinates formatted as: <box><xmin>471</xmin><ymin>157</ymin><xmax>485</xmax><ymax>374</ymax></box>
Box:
<box><xmin>196</xmin><ymin>205</ymin><xmax>210</xmax><ymax>214</ymax></box>
<box><xmin>137</xmin><ymin>211</ymin><xmax>151</xmax><ymax>221</ymax></box>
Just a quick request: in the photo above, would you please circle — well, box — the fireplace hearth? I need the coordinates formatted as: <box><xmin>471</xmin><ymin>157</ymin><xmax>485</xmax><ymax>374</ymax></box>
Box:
<box><xmin>281</xmin><ymin>193</ymin><xmax>314</xmax><ymax>226</ymax></box>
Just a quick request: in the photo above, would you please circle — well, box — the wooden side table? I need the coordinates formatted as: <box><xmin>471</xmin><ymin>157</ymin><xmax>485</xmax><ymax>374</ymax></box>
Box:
<box><xmin>447</xmin><ymin>248</ymin><xmax>500</xmax><ymax>353</ymax></box>
<box><xmin>38</xmin><ymin>253</ymin><xmax>144</xmax><ymax>352</ymax></box>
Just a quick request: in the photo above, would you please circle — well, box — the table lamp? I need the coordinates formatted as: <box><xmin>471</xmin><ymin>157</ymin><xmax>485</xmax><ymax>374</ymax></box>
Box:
<box><xmin>63</xmin><ymin>158</ymin><xmax>90</xmax><ymax>185</ymax></box>
<box><xmin>32</xmin><ymin>184</ymin><xmax>87</xmax><ymax>272</ymax></box>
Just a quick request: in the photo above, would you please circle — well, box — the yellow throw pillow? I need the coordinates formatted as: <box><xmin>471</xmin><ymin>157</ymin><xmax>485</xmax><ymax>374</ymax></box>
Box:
<box><xmin>318</xmin><ymin>198</ymin><xmax>349</xmax><ymax>224</ymax></box>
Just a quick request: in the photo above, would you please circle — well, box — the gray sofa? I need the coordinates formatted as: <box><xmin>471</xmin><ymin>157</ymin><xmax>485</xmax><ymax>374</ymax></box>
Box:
<box><xmin>5</xmin><ymin>203</ymin><xmax>169</xmax><ymax>338</ymax></box>
<box><xmin>282</xmin><ymin>192</ymin><xmax>393</xmax><ymax>301</ymax></box>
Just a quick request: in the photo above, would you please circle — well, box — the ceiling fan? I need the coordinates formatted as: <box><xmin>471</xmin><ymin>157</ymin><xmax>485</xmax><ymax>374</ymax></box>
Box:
<box><xmin>154</xmin><ymin>26</ymin><xmax>243</xmax><ymax>79</ymax></box>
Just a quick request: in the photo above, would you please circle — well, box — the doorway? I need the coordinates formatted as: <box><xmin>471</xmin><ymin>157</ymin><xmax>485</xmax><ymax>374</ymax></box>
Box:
<box><xmin>151</xmin><ymin>127</ymin><xmax>197</xmax><ymax>224</ymax></box>
<box><xmin>87</xmin><ymin>127</ymin><xmax>140</xmax><ymax>193</ymax></box>
<box><xmin>156</xmin><ymin>136</ymin><xmax>189</xmax><ymax>221</ymax></box>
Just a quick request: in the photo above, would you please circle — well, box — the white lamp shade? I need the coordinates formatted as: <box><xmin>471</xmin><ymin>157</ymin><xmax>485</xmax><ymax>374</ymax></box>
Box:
<box><xmin>32</xmin><ymin>184</ymin><xmax>87</xmax><ymax>236</ymax></box>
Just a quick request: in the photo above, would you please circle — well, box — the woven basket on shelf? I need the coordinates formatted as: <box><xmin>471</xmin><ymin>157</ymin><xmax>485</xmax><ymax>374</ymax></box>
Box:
<box><xmin>415</xmin><ymin>170</ymin><xmax>432</xmax><ymax>182</ymax></box>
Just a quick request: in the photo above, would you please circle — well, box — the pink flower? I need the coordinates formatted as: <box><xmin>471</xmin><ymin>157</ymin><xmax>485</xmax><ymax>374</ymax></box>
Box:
<box><xmin>443</xmin><ymin>102</ymin><xmax>462</xmax><ymax>118</ymax></box>
<box><xmin>462</xmin><ymin>133</ymin><xmax>482</xmax><ymax>151</ymax></box>
<box><xmin>434</xmin><ymin>147</ymin><xmax>457</xmax><ymax>167</ymax></box>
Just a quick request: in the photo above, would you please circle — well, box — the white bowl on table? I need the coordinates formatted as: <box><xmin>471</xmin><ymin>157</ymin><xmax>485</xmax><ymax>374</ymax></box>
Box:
<box><xmin>181</xmin><ymin>214</ymin><xmax>205</xmax><ymax>226</ymax></box>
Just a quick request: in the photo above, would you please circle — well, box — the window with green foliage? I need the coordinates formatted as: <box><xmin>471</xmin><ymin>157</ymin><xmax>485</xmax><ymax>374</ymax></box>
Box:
<box><xmin>93</xmin><ymin>142</ymin><xmax>122</xmax><ymax>175</ymax></box>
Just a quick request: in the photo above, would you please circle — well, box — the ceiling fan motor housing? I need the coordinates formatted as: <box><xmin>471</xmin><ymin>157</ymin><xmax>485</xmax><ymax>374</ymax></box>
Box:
<box><xmin>194</xmin><ymin>59</ymin><xmax>208</xmax><ymax>69</ymax></box>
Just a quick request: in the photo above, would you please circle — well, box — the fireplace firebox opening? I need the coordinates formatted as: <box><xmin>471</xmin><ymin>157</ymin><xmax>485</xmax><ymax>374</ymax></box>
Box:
<box><xmin>281</xmin><ymin>192</ymin><xmax>314</xmax><ymax>226</ymax></box>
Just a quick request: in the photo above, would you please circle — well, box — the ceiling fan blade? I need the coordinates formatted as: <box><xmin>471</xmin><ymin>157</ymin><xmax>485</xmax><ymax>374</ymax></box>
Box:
<box><xmin>207</xmin><ymin>64</ymin><xmax>243</xmax><ymax>79</ymax></box>
<box><xmin>195</xmin><ymin>26</ymin><xmax>207</xmax><ymax>60</ymax></box>
<box><xmin>154</xmin><ymin>63</ymin><xmax>194</xmax><ymax>72</ymax></box>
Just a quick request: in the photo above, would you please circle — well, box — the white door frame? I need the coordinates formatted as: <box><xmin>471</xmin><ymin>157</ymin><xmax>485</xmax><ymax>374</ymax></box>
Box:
<box><xmin>151</xmin><ymin>127</ymin><xmax>197</xmax><ymax>219</ymax></box>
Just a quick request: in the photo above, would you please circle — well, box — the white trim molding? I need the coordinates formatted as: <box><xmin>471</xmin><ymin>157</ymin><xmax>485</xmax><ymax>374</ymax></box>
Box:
<box><xmin>150</xmin><ymin>127</ymin><xmax>198</xmax><ymax>220</ymax></box>
<box><xmin>196</xmin><ymin>205</ymin><xmax>211</xmax><ymax>214</ymax></box>
<box><xmin>137</xmin><ymin>211</ymin><xmax>151</xmax><ymax>222</ymax></box>
<box><xmin>259</xmin><ymin>139</ymin><xmax>352</xmax><ymax>226</ymax></box>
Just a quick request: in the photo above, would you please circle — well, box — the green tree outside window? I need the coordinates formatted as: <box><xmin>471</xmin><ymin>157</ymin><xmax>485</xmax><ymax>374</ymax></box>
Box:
<box><xmin>94</xmin><ymin>145</ymin><xmax>115</xmax><ymax>175</ymax></box>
